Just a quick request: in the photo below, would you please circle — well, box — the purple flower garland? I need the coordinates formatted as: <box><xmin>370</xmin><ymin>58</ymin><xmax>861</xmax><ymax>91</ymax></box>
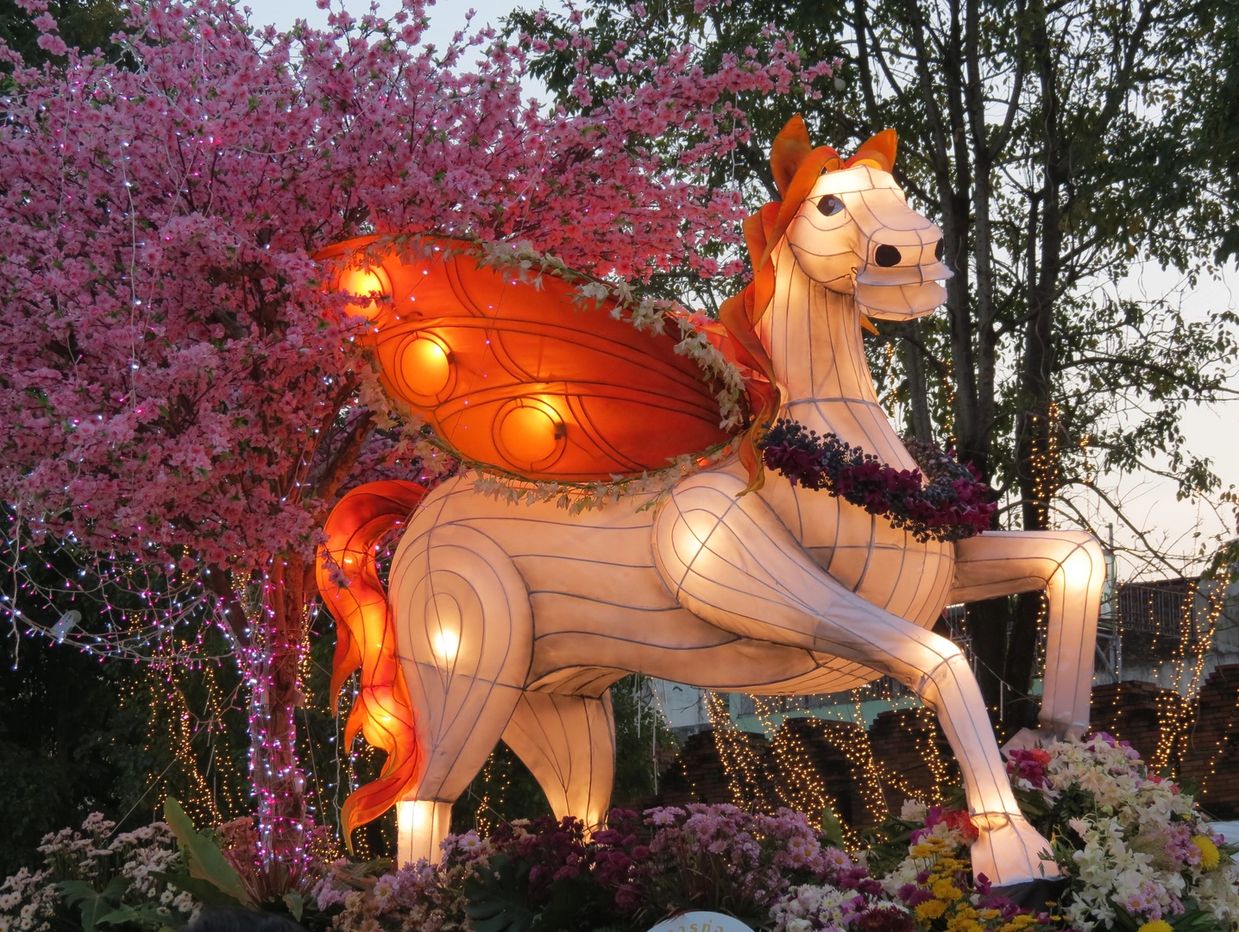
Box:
<box><xmin>757</xmin><ymin>418</ymin><xmax>996</xmax><ymax>542</ymax></box>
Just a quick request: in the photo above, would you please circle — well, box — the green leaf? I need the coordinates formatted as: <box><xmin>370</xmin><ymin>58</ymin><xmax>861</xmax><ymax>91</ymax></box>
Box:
<box><xmin>532</xmin><ymin>876</ymin><xmax>605</xmax><ymax>930</ymax></box>
<box><xmin>95</xmin><ymin>905</ymin><xmax>143</xmax><ymax>927</ymax></box>
<box><xmin>162</xmin><ymin>798</ymin><xmax>254</xmax><ymax>907</ymax></box>
<box><xmin>282</xmin><ymin>891</ymin><xmax>305</xmax><ymax>922</ymax></box>
<box><xmin>57</xmin><ymin>876</ymin><xmax>128</xmax><ymax>932</ymax></box>
<box><xmin>464</xmin><ymin>854</ymin><xmax>535</xmax><ymax>932</ymax></box>
<box><xmin>104</xmin><ymin>905</ymin><xmax>185</xmax><ymax>929</ymax></box>
<box><xmin>819</xmin><ymin>806</ymin><xmax>847</xmax><ymax>850</ymax></box>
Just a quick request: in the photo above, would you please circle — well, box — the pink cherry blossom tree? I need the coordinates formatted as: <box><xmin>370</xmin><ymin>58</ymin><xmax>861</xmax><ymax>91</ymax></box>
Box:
<box><xmin>0</xmin><ymin>0</ymin><xmax>830</xmax><ymax>865</ymax></box>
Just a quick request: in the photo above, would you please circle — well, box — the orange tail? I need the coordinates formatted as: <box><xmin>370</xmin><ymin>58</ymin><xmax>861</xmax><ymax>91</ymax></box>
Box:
<box><xmin>316</xmin><ymin>480</ymin><xmax>428</xmax><ymax>846</ymax></box>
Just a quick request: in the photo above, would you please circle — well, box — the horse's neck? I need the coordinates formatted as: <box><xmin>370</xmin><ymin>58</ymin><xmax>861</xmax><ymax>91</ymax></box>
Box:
<box><xmin>760</xmin><ymin>254</ymin><xmax>915</xmax><ymax>470</ymax></box>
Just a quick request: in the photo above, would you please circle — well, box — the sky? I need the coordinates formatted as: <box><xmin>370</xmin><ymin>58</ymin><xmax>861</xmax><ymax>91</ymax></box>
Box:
<box><xmin>242</xmin><ymin>0</ymin><xmax>1238</xmax><ymax>580</ymax></box>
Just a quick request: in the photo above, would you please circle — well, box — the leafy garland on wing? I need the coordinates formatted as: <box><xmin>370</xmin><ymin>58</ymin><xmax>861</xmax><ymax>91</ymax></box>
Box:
<box><xmin>757</xmin><ymin>418</ymin><xmax>996</xmax><ymax>541</ymax></box>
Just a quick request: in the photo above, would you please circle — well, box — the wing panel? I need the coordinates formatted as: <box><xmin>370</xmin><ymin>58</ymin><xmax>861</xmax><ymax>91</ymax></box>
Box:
<box><xmin>321</xmin><ymin>235</ymin><xmax>735</xmax><ymax>480</ymax></box>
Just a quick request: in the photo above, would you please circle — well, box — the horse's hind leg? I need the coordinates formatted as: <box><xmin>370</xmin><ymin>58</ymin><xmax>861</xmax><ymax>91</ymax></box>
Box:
<box><xmin>387</xmin><ymin>523</ymin><xmax>534</xmax><ymax>864</ymax></box>
<box><xmin>653</xmin><ymin>473</ymin><xmax>1058</xmax><ymax>887</ymax></box>
<box><xmin>950</xmin><ymin>531</ymin><xmax>1104</xmax><ymax>742</ymax></box>
<box><xmin>503</xmin><ymin>691</ymin><xmax>615</xmax><ymax>830</ymax></box>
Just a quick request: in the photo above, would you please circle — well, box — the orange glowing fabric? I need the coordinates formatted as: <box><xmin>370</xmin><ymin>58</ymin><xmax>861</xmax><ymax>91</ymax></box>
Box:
<box><xmin>317</xmin><ymin>235</ymin><xmax>733</xmax><ymax>481</ymax></box>
<box><xmin>316</xmin><ymin>480</ymin><xmax>427</xmax><ymax>844</ymax></box>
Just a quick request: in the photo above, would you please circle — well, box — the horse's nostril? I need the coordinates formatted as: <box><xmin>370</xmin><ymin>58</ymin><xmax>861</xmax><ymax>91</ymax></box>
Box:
<box><xmin>875</xmin><ymin>244</ymin><xmax>901</xmax><ymax>267</ymax></box>
<box><xmin>935</xmin><ymin>239</ymin><xmax>945</xmax><ymax>261</ymax></box>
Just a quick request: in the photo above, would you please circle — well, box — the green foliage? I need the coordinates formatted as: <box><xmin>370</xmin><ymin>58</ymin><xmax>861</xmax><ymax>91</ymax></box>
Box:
<box><xmin>163</xmin><ymin>797</ymin><xmax>253</xmax><ymax>908</ymax></box>
<box><xmin>0</xmin><ymin>639</ymin><xmax>150</xmax><ymax>877</ymax></box>
<box><xmin>464</xmin><ymin>849</ymin><xmax>624</xmax><ymax>932</ymax></box>
<box><xmin>58</xmin><ymin>877</ymin><xmax>177</xmax><ymax>931</ymax></box>
<box><xmin>610</xmin><ymin>675</ymin><xmax>678</xmax><ymax>808</ymax></box>
<box><xmin>0</xmin><ymin>0</ymin><xmax>126</xmax><ymax>66</ymax></box>
<box><xmin>464</xmin><ymin>853</ymin><xmax>537</xmax><ymax>932</ymax></box>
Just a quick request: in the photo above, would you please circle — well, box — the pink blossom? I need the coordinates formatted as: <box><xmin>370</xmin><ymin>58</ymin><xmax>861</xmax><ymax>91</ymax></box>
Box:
<box><xmin>0</xmin><ymin>0</ymin><xmax>830</xmax><ymax>858</ymax></box>
<box><xmin>35</xmin><ymin>31</ymin><xmax>67</xmax><ymax>55</ymax></box>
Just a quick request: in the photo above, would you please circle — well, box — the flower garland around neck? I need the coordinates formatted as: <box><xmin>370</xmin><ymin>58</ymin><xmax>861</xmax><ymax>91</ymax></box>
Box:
<box><xmin>757</xmin><ymin>418</ymin><xmax>996</xmax><ymax>542</ymax></box>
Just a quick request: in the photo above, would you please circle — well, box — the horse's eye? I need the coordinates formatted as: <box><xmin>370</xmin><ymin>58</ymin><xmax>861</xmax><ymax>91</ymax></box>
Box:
<box><xmin>816</xmin><ymin>195</ymin><xmax>844</xmax><ymax>217</ymax></box>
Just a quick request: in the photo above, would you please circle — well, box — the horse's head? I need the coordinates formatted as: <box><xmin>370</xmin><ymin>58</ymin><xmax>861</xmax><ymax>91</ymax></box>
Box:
<box><xmin>769</xmin><ymin>117</ymin><xmax>951</xmax><ymax>320</ymax></box>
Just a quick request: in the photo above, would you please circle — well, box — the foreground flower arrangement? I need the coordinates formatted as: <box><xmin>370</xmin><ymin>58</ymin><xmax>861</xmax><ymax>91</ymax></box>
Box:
<box><xmin>2</xmin><ymin>737</ymin><xmax>1235</xmax><ymax>930</ymax></box>
<box><xmin>1006</xmin><ymin>734</ymin><xmax>1238</xmax><ymax>929</ymax></box>
<box><xmin>307</xmin><ymin>735</ymin><xmax>1235</xmax><ymax>931</ymax></box>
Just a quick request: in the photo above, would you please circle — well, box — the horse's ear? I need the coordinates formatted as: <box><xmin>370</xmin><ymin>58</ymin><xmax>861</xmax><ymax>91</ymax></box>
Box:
<box><xmin>848</xmin><ymin>128</ymin><xmax>898</xmax><ymax>172</ymax></box>
<box><xmin>771</xmin><ymin>115</ymin><xmax>814</xmax><ymax>197</ymax></box>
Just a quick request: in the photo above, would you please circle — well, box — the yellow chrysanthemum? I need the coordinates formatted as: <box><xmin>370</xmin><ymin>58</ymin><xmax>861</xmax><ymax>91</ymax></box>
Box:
<box><xmin>999</xmin><ymin>916</ymin><xmax>1037</xmax><ymax>932</ymax></box>
<box><xmin>1137</xmin><ymin>920</ymin><xmax>1173</xmax><ymax>932</ymax></box>
<box><xmin>916</xmin><ymin>899</ymin><xmax>948</xmax><ymax>921</ymax></box>
<box><xmin>1191</xmin><ymin>834</ymin><xmax>1221</xmax><ymax>871</ymax></box>
<box><xmin>946</xmin><ymin>916</ymin><xmax>983</xmax><ymax>932</ymax></box>
<box><xmin>932</xmin><ymin>878</ymin><xmax>964</xmax><ymax>901</ymax></box>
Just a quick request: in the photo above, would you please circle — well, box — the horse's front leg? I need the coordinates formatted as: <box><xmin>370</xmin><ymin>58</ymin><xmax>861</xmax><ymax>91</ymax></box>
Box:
<box><xmin>950</xmin><ymin>531</ymin><xmax>1105</xmax><ymax>746</ymax></box>
<box><xmin>652</xmin><ymin>473</ymin><xmax>1058</xmax><ymax>887</ymax></box>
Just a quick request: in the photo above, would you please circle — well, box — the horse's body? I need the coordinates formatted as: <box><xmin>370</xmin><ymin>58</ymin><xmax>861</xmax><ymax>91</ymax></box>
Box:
<box><xmin>328</xmin><ymin>125</ymin><xmax>1104</xmax><ymax>887</ymax></box>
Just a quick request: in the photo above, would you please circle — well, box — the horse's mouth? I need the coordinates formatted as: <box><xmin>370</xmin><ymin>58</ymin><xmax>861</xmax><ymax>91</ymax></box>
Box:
<box><xmin>855</xmin><ymin>260</ymin><xmax>952</xmax><ymax>288</ymax></box>
<box><xmin>855</xmin><ymin>279</ymin><xmax>947</xmax><ymax>317</ymax></box>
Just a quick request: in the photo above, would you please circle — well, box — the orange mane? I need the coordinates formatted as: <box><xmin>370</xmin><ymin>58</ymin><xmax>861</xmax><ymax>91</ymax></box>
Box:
<box><xmin>317</xmin><ymin>480</ymin><xmax>428</xmax><ymax>845</ymax></box>
<box><xmin>719</xmin><ymin>116</ymin><xmax>897</xmax><ymax>490</ymax></box>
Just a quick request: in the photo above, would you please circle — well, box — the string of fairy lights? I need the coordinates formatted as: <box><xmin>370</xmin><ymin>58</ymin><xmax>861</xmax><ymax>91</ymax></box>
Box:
<box><xmin>694</xmin><ymin>681</ymin><xmax>955</xmax><ymax>836</ymax></box>
<box><xmin>1150</xmin><ymin>579</ymin><xmax>1227</xmax><ymax>773</ymax></box>
<box><xmin>1091</xmin><ymin>576</ymin><xmax>1237</xmax><ymax>812</ymax></box>
<box><xmin>2</xmin><ymin>494</ymin><xmax>386</xmax><ymax>853</ymax></box>
<box><xmin>1</xmin><ymin>505</ymin><xmax>228</xmax><ymax>664</ymax></box>
<box><xmin>1195</xmin><ymin>665</ymin><xmax>1239</xmax><ymax>802</ymax></box>
<box><xmin>1026</xmin><ymin>403</ymin><xmax>1062</xmax><ymax>529</ymax></box>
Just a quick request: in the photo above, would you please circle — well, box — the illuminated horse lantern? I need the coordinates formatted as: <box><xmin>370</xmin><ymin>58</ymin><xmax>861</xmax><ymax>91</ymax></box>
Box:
<box><xmin>318</xmin><ymin>118</ymin><xmax>1104</xmax><ymax>887</ymax></box>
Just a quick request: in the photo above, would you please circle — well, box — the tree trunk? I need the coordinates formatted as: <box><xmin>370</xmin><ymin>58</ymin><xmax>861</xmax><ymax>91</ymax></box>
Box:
<box><xmin>244</xmin><ymin>555</ymin><xmax>311</xmax><ymax>869</ymax></box>
<box><xmin>1003</xmin><ymin>0</ymin><xmax>1064</xmax><ymax>732</ymax></box>
<box><xmin>901</xmin><ymin>326</ymin><xmax>933</xmax><ymax>442</ymax></box>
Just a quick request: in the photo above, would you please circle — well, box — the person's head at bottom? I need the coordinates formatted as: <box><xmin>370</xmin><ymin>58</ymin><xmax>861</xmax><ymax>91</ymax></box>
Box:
<box><xmin>185</xmin><ymin>908</ymin><xmax>307</xmax><ymax>931</ymax></box>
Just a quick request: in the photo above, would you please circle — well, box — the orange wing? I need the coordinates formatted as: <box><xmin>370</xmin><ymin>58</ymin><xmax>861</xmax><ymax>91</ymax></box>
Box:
<box><xmin>319</xmin><ymin>235</ymin><xmax>735</xmax><ymax>481</ymax></box>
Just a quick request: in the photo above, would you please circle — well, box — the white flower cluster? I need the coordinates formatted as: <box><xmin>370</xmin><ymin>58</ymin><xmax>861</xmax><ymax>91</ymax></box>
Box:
<box><xmin>0</xmin><ymin>867</ymin><xmax>59</xmax><ymax>932</ymax></box>
<box><xmin>1035</xmin><ymin>736</ymin><xmax>1239</xmax><ymax>929</ymax></box>
<box><xmin>770</xmin><ymin>882</ymin><xmax>907</xmax><ymax>932</ymax></box>
<box><xmin>770</xmin><ymin>883</ymin><xmax>858</xmax><ymax>931</ymax></box>
<box><xmin>0</xmin><ymin>813</ymin><xmax>197</xmax><ymax>931</ymax></box>
<box><xmin>1064</xmin><ymin>814</ymin><xmax>1183</xmax><ymax>928</ymax></box>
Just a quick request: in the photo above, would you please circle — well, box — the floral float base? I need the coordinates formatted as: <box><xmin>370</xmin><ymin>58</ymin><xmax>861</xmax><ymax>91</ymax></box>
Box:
<box><xmin>307</xmin><ymin>737</ymin><xmax>1238</xmax><ymax>932</ymax></box>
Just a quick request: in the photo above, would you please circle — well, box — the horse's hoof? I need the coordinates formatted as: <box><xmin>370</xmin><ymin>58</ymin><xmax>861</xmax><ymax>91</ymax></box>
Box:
<box><xmin>989</xmin><ymin>877</ymin><xmax>1068</xmax><ymax>912</ymax></box>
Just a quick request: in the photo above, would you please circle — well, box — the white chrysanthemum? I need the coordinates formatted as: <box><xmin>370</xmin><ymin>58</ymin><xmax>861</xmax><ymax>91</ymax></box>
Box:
<box><xmin>770</xmin><ymin>883</ymin><xmax>854</xmax><ymax>932</ymax></box>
